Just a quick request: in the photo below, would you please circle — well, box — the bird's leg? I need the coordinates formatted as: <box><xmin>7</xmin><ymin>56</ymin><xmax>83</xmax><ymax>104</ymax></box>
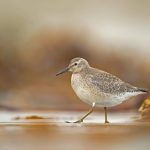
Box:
<box><xmin>73</xmin><ymin>106</ymin><xmax>94</xmax><ymax>123</ymax></box>
<box><xmin>104</xmin><ymin>107</ymin><xmax>109</xmax><ymax>123</ymax></box>
<box><xmin>66</xmin><ymin>103</ymin><xmax>95</xmax><ymax>123</ymax></box>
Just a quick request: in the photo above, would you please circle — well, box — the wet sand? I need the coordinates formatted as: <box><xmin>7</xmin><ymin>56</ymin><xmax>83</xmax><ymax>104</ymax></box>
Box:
<box><xmin>0</xmin><ymin>111</ymin><xmax>150</xmax><ymax>150</ymax></box>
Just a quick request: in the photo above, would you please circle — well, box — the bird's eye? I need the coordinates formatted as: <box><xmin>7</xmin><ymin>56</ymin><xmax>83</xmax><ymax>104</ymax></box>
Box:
<box><xmin>74</xmin><ymin>63</ymin><xmax>77</xmax><ymax>66</ymax></box>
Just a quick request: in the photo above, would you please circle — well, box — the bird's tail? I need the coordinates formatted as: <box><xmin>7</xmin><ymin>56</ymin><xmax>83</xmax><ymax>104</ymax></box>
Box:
<box><xmin>136</xmin><ymin>88</ymin><xmax>149</xmax><ymax>93</ymax></box>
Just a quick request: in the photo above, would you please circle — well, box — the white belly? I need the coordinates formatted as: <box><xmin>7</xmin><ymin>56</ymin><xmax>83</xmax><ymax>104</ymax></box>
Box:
<box><xmin>71</xmin><ymin>74</ymin><xmax>141</xmax><ymax>107</ymax></box>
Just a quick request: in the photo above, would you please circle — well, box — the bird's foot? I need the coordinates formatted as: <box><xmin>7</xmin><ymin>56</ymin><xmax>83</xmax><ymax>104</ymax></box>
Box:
<box><xmin>66</xmin><ymin>119</ymin><xmax>83</xmax><ymax>123</ymax></box>
<box><xmin>73</xmin><ymin>119</ymin><xmax>83</xmax><ymax>123</ymax></box>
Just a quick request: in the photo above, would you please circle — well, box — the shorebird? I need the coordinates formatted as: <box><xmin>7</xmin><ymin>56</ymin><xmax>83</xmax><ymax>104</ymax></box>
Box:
<box><xmin>56</xmin><ymin>57</ymin><xmax>149</xmax><ymax>123</ymax></box>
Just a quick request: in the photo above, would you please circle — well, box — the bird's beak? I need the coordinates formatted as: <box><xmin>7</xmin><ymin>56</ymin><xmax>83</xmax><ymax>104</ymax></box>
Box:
<box><xmin>56</xmin><ymin>66</ymin><xmax>69</xmax><ymax>76</ymax></box>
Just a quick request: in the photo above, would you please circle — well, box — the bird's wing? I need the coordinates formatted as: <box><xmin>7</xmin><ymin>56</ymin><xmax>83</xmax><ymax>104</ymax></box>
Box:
<box><xmin>85</xmin><ymin>69</ymin><xmax>136</xmax><ymax>95</ymax></box>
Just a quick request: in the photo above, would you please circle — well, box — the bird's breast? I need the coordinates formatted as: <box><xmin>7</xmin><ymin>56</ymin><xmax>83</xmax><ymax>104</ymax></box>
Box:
<box><xmin>71</xmin><ymin>73</ymin><xmax>84</xmax><ymax>93</ymax></box>
<box><xmin>71</xmin><ymin>73</ymin><xmax>90</xmax><ymax>101</ymax></box>
<box><xmin>71</xmin><ymin>73</ymin><xmax>101</xmax><ymax>105</ymax></box>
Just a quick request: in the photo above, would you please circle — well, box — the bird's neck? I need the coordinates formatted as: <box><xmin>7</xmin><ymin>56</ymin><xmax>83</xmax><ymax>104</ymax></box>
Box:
<box><xmin>72</xmin><ymin>66</ymin><xmax>90</xmax><ymax>75</ymax></box>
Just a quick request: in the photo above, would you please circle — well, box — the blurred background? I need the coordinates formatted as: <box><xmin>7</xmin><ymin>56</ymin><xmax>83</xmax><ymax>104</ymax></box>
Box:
<box><xmin>0</xmin><ymin>0</ymin><xmax>150</xmax><ymax>111</ymax></box>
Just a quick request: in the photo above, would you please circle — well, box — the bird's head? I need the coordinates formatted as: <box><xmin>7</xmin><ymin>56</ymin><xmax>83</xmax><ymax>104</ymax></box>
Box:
<box><xmin>56</xmin><ymin>57</ymin><xmax>89</xmax><ymax>76</ymax></box>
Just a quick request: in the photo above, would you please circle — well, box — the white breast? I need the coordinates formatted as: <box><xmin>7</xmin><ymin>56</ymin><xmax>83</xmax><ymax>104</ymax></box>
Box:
<box><xmin>71</xmin><ymin>73</ymin><xmax>93</xmax><ymax>105</ymax></box>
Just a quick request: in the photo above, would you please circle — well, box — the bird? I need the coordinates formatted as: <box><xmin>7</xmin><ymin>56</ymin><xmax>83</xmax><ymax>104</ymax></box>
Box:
<box><xmin>56</xmin><ymin>57</ymin><xmax>149</xmax><ymax>123</ymax></box>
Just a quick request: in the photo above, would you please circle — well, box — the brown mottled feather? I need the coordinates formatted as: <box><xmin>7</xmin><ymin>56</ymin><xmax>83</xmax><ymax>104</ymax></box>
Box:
<box><xmin>80</xmin><ymin>67</ymin><xmax>148</xmax><ymax>95</ymax></box>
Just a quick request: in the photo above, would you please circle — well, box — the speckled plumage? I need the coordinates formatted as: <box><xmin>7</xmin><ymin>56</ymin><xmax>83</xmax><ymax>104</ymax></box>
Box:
<box><xmin>70</xmin><ymin>58</ymin><xmax>148</xmax><ymax>107</ymax></box>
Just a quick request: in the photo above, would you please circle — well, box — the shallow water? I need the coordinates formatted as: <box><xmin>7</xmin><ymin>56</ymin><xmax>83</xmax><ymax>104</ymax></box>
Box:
<box><xmin>0</xmin><ymin>111</ymin><xmax>150</xmax><ymax>150</ymax></box>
